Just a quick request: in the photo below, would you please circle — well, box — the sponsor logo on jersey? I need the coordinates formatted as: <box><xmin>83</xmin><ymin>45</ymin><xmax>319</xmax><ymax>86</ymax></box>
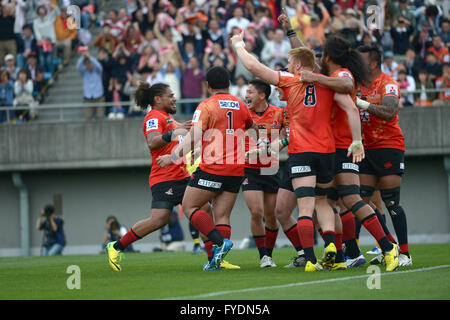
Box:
<box><xmin>198</xmin><ymin>179</ymin><xmax>222</xmax><ymax>189</ymax></box>
<box><xmin>166</xmin><ymin>118</ymin><xmax>173</xmax><ymax>124</ymax></box>
<box><xmin>291</xmin><ymin>166</ymin><xmax>312</xmax><ymax>174</ymax></box>
<box><xmin>219</xmin><ymin>100</ymin><xmax>240</xmax><ymax>110</ymax></box>
<box><xmin>192</xmin><ymin>110</ymin><xmax>201</xmax><ymax>122</ymax></box>
<box><xmin>338</xmin><ymin>71</ymin><xmax>353</xmax><ymax>79</ymax></box>
<box><xmin>280</xmin><ymin>71</ymin><xmax>294</xmax><ymax>78</ymax></box>
<box><xmin>385</xmin><ymin>84</ymin><xmax>399</xmax><ymax>96</ymax></box>
<box><xmin>146</xmin><ymin>118</ymin><xmax>158</xmax><ymax>131</ymax></box>
<box><xmin>342</xmin><ymin>162</ymin><xmax>359</xmax><ymax>172</ymax></box>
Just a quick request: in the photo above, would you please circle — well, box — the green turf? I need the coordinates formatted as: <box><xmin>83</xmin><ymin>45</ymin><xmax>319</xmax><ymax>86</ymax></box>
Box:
<box><xmin>1</xmin><ymin>243</ymin><xmax>449</xmax><ymax>300</ymax></box>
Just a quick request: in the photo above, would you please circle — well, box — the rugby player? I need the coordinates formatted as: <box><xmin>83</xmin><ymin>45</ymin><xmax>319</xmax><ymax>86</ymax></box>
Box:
<box><xmin>297</xmin><ymin>36</ymin><xmax>400</xmax><ymax>271</ymax></box>
<box><xmin>356</xmin><ymin>44</ymin><xmax>411</xmax><ymax>266</ymax></box>
<box><xmin>161</xmin><ymin>66</ymin><xmax>259</xmax><ymax>271</ymax></box>
<box><xmin>243</xmin><ymin>79</ymin><xmax>285</xmax><ymax>268</ymax></box>
<box><xmin>231</xmin><ymin>29</ymin><xmax>365</xmax><ymax>272</ymax></box>
<box><xmin>106</xmin><ymin>82</ymin><xmax>196</xmax><ymax>271</ymax></box>
<box><xmin>245</xmin><ymin>86</ymin><xmax>304</xmax><ymax>268</ymax></box>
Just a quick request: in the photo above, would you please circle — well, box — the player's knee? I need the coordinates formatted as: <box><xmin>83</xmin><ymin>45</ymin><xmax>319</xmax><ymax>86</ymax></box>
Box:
<box><xmin>338</xmin><ymin>184</ymin><xmax>360</xmax><ymax>199</ymax></box>
<box><xmin>327</xmin><ymin>187</ymin><xmax>339</xmax><ymax>202</ymax></box>
<box><xmin>275</xmin><ymin>203</ymin><xmax>290</xmax><ymax>222</ymax></box>
<box><xmin>381</xmin><ymin>187</ymin><xmax>404</xmax><ymax>218</ymax></box>
<box><xmin>341</xmin><ymin>194</ymin><xmax>362</xmax><ymax>212</ymax></box>
<box><xmin>153</xmin><ymin>212</ymin><xmax>170</xmax><ymax>228</ymax></box>
<box><xmin>294</xmin><ymin>186</ymin><xmax>315</xmax><ymax>199</ymax></box>
<box><xmin>314</xmin><ymin>186</ymin><xmax>329</xmax><ymax>199</ymax></box>
<box><xmin>360</xmin><ymin>185</ymin><xmax>375</xmax><ymax>199</ymax></box>
<box><xmin>250</xmin><ymin>206</ymin><xmax>264</xmax><ymax>220</ymax></box>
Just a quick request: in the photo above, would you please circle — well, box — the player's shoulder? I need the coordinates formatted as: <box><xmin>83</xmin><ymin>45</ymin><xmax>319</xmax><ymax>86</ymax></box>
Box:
<box><xmin>331</xmin><ymin>68</ymin><xmax>354</xmax><ymax>79</ymax></box>
<box><xmin>278</xmin><ymin>71</ymin><xmax>300</xmax><ymax>85</ymax></box>
<box><xmin>268</xmin><ymin>104</ymin><xmax>284</xmax><ymax>114</ymax></box>
<box><xmin>144</xmin><ymin>108</ymin><xmax>164</xmax><ymax>120</ymax></box>
<box><xmin>379</xmin><ymin>72</ymin><xmax>400</xmax><ymax>96</ymax></box>
<box><xmin>380</xmin><ymin>72</ymin><xmax>399</xmax><ymax>86</ymax></box>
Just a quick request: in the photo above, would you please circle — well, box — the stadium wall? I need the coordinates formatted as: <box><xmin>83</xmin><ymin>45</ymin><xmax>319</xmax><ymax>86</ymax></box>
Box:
<box><xmin>1</xmin><ymin>107</ymin><xmax>450</xmax><ymax>256</ymax></box>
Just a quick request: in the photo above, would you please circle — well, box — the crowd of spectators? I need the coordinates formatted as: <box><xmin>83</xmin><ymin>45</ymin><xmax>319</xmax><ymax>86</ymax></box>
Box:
<box><xmin>0</xmin><ymin>0</ymin><xmax>96</xmax><ymax>122</ymax></box>
<box><xmin>1</xmin><ymin>0</ymin><xmax>449</xmax><ymax>123</ymax></box>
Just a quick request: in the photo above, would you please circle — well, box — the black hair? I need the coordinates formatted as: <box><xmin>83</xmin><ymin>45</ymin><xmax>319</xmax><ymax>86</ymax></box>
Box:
<box><xmin>206</xmin><ymin>66</ymin><xmax>230</xmax><ymax>90</ymax></box>
<box><xmin>36</xmin><ymin>5</ymin><xmax>47</xmax><ymax>14</ymax></box>
<box><xmin>323</xmin><ymin>35</ymin><xmax>370</xmax><ymax>87</ymax></box>
<box><xmin>357</xmin><ymin>44</ymin><xmax>383</xmax><ymax>69</ymax></box>
<box><xmin>249</xmin><ymin>79</ymin><xmax>271</xmax><ymax>101</ymax></box>
<box><xmin>134</xmin><ymin>82</ymin><xmax>169</xmax><ymax>109</ymax></box>
<box><xmin>106</xmin><ymin>215</ymin><xmax>118</xmax><ymax>223</ymax></box>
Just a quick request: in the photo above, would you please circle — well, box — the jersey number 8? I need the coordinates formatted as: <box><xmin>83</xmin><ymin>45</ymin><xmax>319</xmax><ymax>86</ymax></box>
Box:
<box><xmin>304</xmin><ymin>84</ymin><xmax>317</xmax><ymax>107</ymax></box>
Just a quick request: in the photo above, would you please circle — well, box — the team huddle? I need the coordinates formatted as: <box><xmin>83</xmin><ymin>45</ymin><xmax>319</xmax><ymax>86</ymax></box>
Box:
<box><xmin>105</xmin><ymin>12</ymin><xmax>411</xmax><ymax>273</ymax></box>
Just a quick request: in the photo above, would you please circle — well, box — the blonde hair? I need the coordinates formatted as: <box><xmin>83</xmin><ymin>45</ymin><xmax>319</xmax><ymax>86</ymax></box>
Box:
<box><xmin>288</xmin><ymin>47</ymin><xmax>316</xmax><ymax>69</ymax></box>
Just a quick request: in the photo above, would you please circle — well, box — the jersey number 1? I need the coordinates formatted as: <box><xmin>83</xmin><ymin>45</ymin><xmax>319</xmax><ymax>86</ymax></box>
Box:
<box><xmin>304</xmin><ymin>84</ymin><xmax>317</xmax><ymax>107</ymax></box>
<box><xmin>226</xmin><ymin>110</ymin><xmax>235</xmax><ymax>134</ymax></box>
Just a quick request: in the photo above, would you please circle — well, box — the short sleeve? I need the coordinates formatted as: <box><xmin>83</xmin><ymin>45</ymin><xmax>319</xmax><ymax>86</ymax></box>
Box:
<box><xmin>335</xmin><ymin>70</ymin><xmax>354</xmax><ymax>81</ymax></box>
<box><xmin>143</xmin><ymin>113</ymin><xmax>165</xmax><ymax>136</ymax></box>
<box><xmin>242</xmin><ymin>103</ymin><xmax>254</xmax><ymax>129</ymax></box>
<box><xmin>192</xmin><ymin>102</ymin><xmax>209</xmax><ymax>131</ymax></box>
<box><xmin>382</xmin><ymin>82</ymin><xmax>401</xmax><ymax>99</ymax></box>
<box><xmin>277</xmin><ymin>71</ymin><xmax>297</xmax><ymax>88</ymax></box>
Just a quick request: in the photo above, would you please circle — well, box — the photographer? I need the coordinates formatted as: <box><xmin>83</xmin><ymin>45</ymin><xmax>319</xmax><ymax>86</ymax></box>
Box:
<box><xmin>36</xmin><ymin>204</ymin><xmax>66</xmax><ymax>256</ymax></box>
<box><xmin>102</xmin><ymin>216</ymin><xmax>136</xmax><ymax>252</ymax></box>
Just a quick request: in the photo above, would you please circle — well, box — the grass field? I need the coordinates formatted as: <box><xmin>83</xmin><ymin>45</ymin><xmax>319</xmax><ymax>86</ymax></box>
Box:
<box><xmin>1</xmin><ymin>243</ymin><xmax>449</xmax><ymax>300</ymax></box>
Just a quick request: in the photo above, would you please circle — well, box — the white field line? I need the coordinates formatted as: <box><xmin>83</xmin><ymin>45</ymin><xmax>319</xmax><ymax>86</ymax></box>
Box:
<box><xmin>165</xmin><ymin>264</ymin><xmax>450</xmax><ymax>300</ymax></box>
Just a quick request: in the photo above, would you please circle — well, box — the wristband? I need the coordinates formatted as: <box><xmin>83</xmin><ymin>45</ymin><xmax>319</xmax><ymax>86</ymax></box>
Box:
<box><xmin>233</xmin><ymin>41</ymin><xmax>245</xmax><ymax>49</ymax></box>
<box><xmin>281</xmin><ymin>138</ymin><xmax>289</xmax><ymax>147</ymax></box>
<box><xmin>286</xmin><ymin>29</ymin><xmax>296</xmax><ymax>37</ymax></box>
<box><xmin>356</xmin><ymin>97</ymin><xmax>370</xmax><ymax>110</ymax></box>
<box><xmin>161</xmin><ymin>130</ymin><xmax>174</xmax><ymax>143</ymax></box>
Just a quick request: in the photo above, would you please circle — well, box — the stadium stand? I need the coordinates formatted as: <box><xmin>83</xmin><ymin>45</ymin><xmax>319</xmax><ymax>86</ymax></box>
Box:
<box><xmin>0</xmin><ymin>0</ymin><xmax>448</xmax><ymax>125</ymax></box>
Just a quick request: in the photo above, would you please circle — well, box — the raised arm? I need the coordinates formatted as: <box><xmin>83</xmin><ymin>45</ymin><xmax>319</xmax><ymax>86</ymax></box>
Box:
<box><xmin>230</xmin><ymin>30</ymin><xmax>279</xmax><ymax>85</ymax></box>
<box><xmin>278</xmin><ymin>7</ymin><xmax>305</xmax><ymax>49</ymax></box>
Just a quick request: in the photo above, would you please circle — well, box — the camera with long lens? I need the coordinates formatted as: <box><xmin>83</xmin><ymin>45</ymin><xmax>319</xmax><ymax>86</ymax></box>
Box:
<box><xmin>43</xmin><ymin>205</ymin><xmax>54</xmax><ymax>217</ymax></box>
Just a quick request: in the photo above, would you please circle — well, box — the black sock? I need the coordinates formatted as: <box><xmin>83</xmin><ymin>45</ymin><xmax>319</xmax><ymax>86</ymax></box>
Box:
<box><xmin>322</xmin><ymin>231</ymin><xmax>335</xmax><ymax>247</ymax></box>
<box><xmin>257</xmin><ymin>247</ymin><xmax>267</xmax><ymax>259</ymax></box>
<box><xmin>336</xmin><ymin>249</ymin><xmax>345</xmax><ymax>263</ymax></box>
<box><xmin>354</xmin><ymin>216</ymin><xmax>362</xmax><ymax>239</ymax></box>
<box><xmin>344</xmin><ymin>239</ymin><xmax>360</xmax><ymax>259</ymax></box>
<box><xmin>378</xmin><ymin>236</ymin><xmax>394</xmax><ymax>253</ymax></box>
<box><xmin>374</xmin><ymin>208</ymin><xmax>394</xmax><ymax>241</ymax></box>
<box><xmin>388</xmin><ymin>206</ymin><xmax>408</xmax><ymax>249</ymax></box>
<box><xmin>114</xmin><ymin>240</ymin><xmax>124</xmax><ymax>251</ymax></box>
<box><xmin>207</xmin><ymin>229</ymin><xmax>224</xmax><ymax>247</ymax></box>
<box><xmin>304</xmin><ymin>247</ymin><xmax>316</xmax><ymax>264</ymax></box>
